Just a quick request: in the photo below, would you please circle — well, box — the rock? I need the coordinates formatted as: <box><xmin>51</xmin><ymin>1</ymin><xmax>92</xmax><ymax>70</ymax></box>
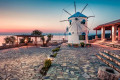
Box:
<box><xmin>0</xmin><ymin>76</ymin><xmax>3</xmax><ymax>80</ymax></box>
<box><xmin>9</xmin><ymin>78</ymin><xmax>20</xmax><ymax>80</ymax></box>
<box><xmin>62</xmin><ymin>63</ymin><xmax>67</xmax><ymax>66</ymax></box>
<box><xmin>82</xmin><ymin>73</ymin><xmax>90</xmax><ymax>78</ymax></box>
<box><xmin>78</xmin><ymin>76</ymin><xmax>86</xmax><ymax>80</ymax></box>
<box><xmin>98</xmin><ymin>67</ymin><xmax>120</xmax><ymax>80</ymax></box>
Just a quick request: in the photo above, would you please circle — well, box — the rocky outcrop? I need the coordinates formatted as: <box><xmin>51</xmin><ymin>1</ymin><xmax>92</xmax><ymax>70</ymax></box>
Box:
<box><xmin>98</xmin><ymin>67</ymin><xmax>120</xmax><ymax>80</ymax></box>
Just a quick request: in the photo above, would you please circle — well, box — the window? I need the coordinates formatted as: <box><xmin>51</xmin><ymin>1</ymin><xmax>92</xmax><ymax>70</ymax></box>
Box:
<box><xmin>66</xmin><ymin>27</ymin><xmax>68</xmax><ymax>32</ymax></box>
<box><xmin>69</xmin><ymin>32</ymin><xmax>71</xmax><ymax>35</ymax></box>
<box><xmin>79</xmin><ymin>32</ymin><xmax>86</xmax><ymax>40</ymax></box>
<box><xmin>79</xmin><ymin>35</ymin><xmax>85</xmax><ymax>40</ymax></box>
<box><xmin>81</xmin><ymin>19</ymin><xmax>86</xmax><ymax>24</ymax></box>
<box><xmin>69</xmin><ymin>20</ymin><xmax>72</xmax><ymax>25</ymax></box>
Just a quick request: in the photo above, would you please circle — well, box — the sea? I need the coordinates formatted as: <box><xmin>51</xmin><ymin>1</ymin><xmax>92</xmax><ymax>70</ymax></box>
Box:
<box><xmin>0</xmin><ymin>33</ymin><xmax>68</xmax><ymax>46</ymax></box>
<box><xmin>0</xmin><ymin>33</ymin><xmax>97</xmax><ymax>46</ymax></box>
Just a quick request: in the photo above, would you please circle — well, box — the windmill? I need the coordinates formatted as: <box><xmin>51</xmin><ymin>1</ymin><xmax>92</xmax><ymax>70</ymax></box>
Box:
<box><xmin>60</xmin><ymin>1</ymin><xmax>95</xmax><ymax>44</ymax></box>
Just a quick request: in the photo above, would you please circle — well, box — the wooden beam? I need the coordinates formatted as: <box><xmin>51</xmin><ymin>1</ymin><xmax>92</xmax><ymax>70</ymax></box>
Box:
<box><xmin>35</xmin><ymin>37</ymin><xmax>37</xmax><ymax>46</ymax></box>
<box><xmin>17</xmin><ymin>36</ymin><xmax>18</xmax><ymax>45</ymax></box>
<box><xmin>96</xmin><ymin>30</ymin><xmax>97</xmax><ymax>36</ymax></box>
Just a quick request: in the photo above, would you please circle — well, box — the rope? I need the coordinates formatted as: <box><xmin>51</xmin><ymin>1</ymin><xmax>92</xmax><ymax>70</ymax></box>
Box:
<box><xmin>78</xmin><ymin>0</ymin><xmax>95</xmax><ymax>30</ymax></box>
<box><xmin>59</xmin><ymin>1</ymin><xmax>74</xmax><ymax>33</ymax></box>
<box><xmin>88</xmin><ymin>4</ymin><xmax>95</xmax><ymax>30</ymax></box>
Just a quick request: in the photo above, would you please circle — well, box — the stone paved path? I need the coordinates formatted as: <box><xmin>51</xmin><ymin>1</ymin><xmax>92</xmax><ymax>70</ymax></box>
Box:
<box><xmin>0</xmin><ymin>46</ymin><xmax>55</xmax><ymax>80</ymax></box>
<box><xmin>44</xmin><ymin>43</ymin><xmax>120</xmax><ymax>80</ymax></box>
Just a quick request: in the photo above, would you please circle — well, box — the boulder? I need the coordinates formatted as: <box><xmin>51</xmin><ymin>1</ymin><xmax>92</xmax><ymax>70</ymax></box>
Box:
<box><xmin>98</xmin><ymin>66</ymin><xmax>120</xmax><ymax>80</ymax></box>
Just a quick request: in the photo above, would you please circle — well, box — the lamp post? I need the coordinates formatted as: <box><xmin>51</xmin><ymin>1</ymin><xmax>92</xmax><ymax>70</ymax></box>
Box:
<box><xmin>15</xmin><ymin>40</ymin><xmax>18</xmax><ymax>47</ymax></box>
<box><xmin>47</xmin><ymin>55</ymin><xmax>53</xmax><ymax>61</ymax></box>
<box><xmin>24</xmin><ymin>38</ymin><xmax>28</xmax><ymax>48</ymax></box>
<box><xmin>62</xmin><ymin>36</ymin><xmax>65</xmax><ymax>43</ymax></box>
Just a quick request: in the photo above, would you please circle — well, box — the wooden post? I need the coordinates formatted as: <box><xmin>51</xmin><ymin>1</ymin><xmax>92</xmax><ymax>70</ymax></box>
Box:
<box><xmin>112</xmin><ymin>25</ymin><xmax>117</xmax><ymax>42</ymax></box>
<box><xmin>111</xmin><ymin>27</ymin><xmax>112</xmax><ymax>39</ymax></box>
<box><xmin>35</xmin><ymin>37</ymin><xmax>37</xmax><ymax>46</ymax></box>
<box><xmin>118</xmin><ymin>27</ymin><xmax>120</xmax><ymax>41</ymax></box>
<box><xmin>17</xmin><ymin>36</ymin><xmax>18</xmax><ymax>45</ymax></box>
<box><xmin>36</xmin><ymin>37</ymin><xmax>37</xmax><ymax>45</ymax></box>
<box><xmin>95</xmin><ymin>30</ymin><xmax>98</xmax><ymax>40</ymax></box>
<box><xmin>96</xmin><ymin>30</ymin><xmax>97</xmax><ymax>36</ymax></box>
<box><xmin>101</xmin><ymin>26</ymin><xmax>105</xmax><ymax>41</ymax></box>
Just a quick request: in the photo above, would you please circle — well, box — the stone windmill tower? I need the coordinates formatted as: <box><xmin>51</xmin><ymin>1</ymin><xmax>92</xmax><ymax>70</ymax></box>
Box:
<box><xmin>60</xmin><ymin>2</ymin><xmax>94</xmax><ymax>44</ymax></box>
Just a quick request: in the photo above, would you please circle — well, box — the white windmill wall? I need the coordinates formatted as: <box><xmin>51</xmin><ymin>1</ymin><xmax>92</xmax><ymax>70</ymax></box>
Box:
<box><xmin>68</xmin><ymin>17</ymin><xmax>88</xmax><ymax>44</ymax></box>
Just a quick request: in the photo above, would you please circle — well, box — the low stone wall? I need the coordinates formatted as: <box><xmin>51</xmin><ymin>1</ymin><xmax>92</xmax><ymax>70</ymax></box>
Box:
<box><xmin>99</xmin><ymin>42</ymin><xmax>120</xmax><ymax>49</ymax></box>
<box><xmin>88</xmin><ymin>39</ymin><xmax>96</xmax><ymax>43</ymax></box>
<box><xmin>48</xmin><ymin>42</ymin><xmax>63</xmax><ymax>46</ymax></box>
<box><xmin>0</xmin><ymin>43</ymin><xmax>26</xmax><ymax>50</ymax></box>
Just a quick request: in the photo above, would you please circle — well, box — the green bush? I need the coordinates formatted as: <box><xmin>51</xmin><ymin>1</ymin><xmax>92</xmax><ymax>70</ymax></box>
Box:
<box><xmin>40</xmin><ymin>59</ymin><xmax>52</xmax><ymax>76</ymax></box>
<box><xmin>86</xmin><ymin>44</ymin><xmax>91</xmax><ymax>46</ymax></box>
<box><xmin>80</xmin><ymin>42</ymin><xmax>85</xmax><ymax>45</ymax></box>
<box><xmin>56</xmin><ymin>48</ymin><xmax>60</xmax><ymax>52</ymax></box>
<box><xmin>52</xmin><ymin>47</ymin><xmax>60</xmax><ymax>53</ymax></box>
<box><xmin>44</xmin><ymin>59</ymin><xmax>52</xmax><ymax>68</ymax></box>
<box><xmin>40</xmin><ymin>67</ymin><xmax>48</xmax><ymax>75</ymax></box>
<box><xmin>73</xmin><ymin>44</ymin><xmax>79</xmax><ymax>46</ymax></box>
<box><xmin>53</xmin><ymin>53</ymin><xmax>57</xmax><ymax>57</ymax></box>
<box><xmin>80</xmin><ymin>42</ymin><xmax>85</xmax><ymax>47</ymax></box>
<box><xmin>20</xmin><ymin>39</ymin><xmax>25</xmax><ymax>43</ymax></box>
<box><xmin>52</xmin><ymin>49</ymin><xmax>55</xmax><ymax>53</ymax></box>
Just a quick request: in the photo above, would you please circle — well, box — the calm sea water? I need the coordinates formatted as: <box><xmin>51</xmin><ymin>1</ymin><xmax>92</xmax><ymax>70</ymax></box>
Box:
<box><xmin>0</xmin><ymin>35</ymin><xmax>68</xmax><ymax>46</ymax></box>
<box><xmin>0</xmin><ymin>32</ymin><xmax>97</xmax><ymax>46</ymax></box>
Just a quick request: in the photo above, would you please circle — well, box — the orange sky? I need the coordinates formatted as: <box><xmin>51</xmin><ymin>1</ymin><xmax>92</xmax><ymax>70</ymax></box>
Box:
<box><xmin>0</xmin><ymin>5</ymin><xmax>68</xmax><ymax>33</ymax></box>
<box><xmin>0</xmin><ymin>11</ymin><xmax>67</xmax><ymax>33</ymax></box>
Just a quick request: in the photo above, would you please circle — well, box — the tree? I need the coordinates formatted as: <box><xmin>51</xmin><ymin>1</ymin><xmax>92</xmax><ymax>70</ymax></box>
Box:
<box><xmin>4</xmin><ymin>37</ymin><xmax>10</xmax><ymax>45</ymax></box>
<box><xmin>31</xmin><ymin>30</ymin><xmax>42</xmax><ymax>36</ymax></box>
<box><xmin>4</xmin><ymin>36</ymin><xmax>16</xmax><ymax>45</ymax></box>
<box><xmin>31</xmin><ymin>30</ymin><xmax>42</xmax><ymax>46</ymax></box>
<box><xmin>9</xmin><ymin>36</ymin><xmax>16</xmax><ymax>45</ymax></box>
<box><xmin>41</xmin><ymin>34</ymin><xmax>53</xmax><ymax>47</ymax></box>
<box><xmin>31</xmin><ymin>30</ymin><xmax>53</xmax><ymax>47</ymax></box>
<box><xmin>46</xmin><ymin>34</ymin><xmax>53</xmax><ymax>46</ymax></box>
<box><xmin>40</xmin><ymin>35</ymin><xmax>45</xmax><ymax>47</ymax></box>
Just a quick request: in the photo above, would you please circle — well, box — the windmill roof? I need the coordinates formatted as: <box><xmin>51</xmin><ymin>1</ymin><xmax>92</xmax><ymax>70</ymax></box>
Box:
<box><xmin>68</xmin><ymin>12</ymin><xmax>87</xmax><ymax>19</ymax></box>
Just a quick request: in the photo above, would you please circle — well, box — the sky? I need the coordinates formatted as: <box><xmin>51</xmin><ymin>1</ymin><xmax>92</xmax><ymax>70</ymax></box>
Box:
<box><xmin>0</xmin><ymin>0</ymin><xmax>120</xmax><ymax>34</ymax></box>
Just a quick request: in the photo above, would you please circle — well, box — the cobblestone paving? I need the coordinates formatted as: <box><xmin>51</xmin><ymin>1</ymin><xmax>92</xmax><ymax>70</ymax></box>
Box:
<box><xmin>44</xmin><ymin>43</ymin><xmax>120</xmax><ymax>80</ymax></box>
<box><xmin>0</xmin><ymin>46</ymin><xmax>55</xmax><ymax>80</ymax></box>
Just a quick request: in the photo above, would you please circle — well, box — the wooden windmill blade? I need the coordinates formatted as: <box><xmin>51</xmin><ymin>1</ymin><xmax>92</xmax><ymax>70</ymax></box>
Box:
<box><xmin>60</xmin><ymin>20</ymin><xmax>69</xmax><ymax>22</ymax></box>
<box><xmin>81</xmin><ymin>4</ymin><xmax>88</xmax><ymax>13</ymax></box>
<box><xmin>87</xmin><ymin>16</ymin><xmax>95</xmax><ymax>18</ymax></box>
<box><xmin>74</xmin><ymin>1</ymin><xmax>76</xmax><ymax>13</ymax></box>
<box><xmin>66</xmin><ymin>27</ymin><xmax>69</xmax><ymax>32</ymax></box>
<box><xmin>63</xmin><ymin>9</ymin><xmax>72</xmax><ymax>15</ymax></box>
<box><xmin>77</xmin><ymin>22</ymin><xmax>82</xmax><ymax>33</ymax></box>
<box><xmin>75</xmin><ymin>21</ymin><xmax>80</xmax><ymax>34</ymax></box>
<box><xmin>68</xmin><ymin>21</ymin><xmax>77</xmax><ymax>32</ymax></box>
<box><xmin>60</xmin><ymin>18</ymin><xmax>75</xmax><ymax>22</ymax></box>
<box><xmin>82</xmin><ymin>24</ymin><xmax>90</xmax><ymax>30</ymax></box>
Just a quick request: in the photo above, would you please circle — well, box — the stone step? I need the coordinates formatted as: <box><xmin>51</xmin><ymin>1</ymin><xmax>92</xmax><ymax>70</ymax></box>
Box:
<box><xmin>103</xmin><ymin>52</ymin><xmax>120</xmax><ymax>62</ymax></box>
<box><xmin>99</xmin><ymin>52</ymin><xmax>120</xmax><ymax>66</ymax></box>
<box><xmin>104</xmin><ymin>50</ymin><xmax>120</xmax><ymax>59</ymax></box>
<box><xmin>96</xmin><ymin>54</ymin><xmax>120</xmax><ymax>72</ymax></box>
